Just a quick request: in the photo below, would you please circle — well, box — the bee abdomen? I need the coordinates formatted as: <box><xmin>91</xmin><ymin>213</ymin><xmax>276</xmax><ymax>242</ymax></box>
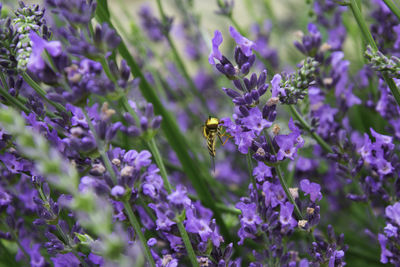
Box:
<box><xmin>207</xmin><ymin>137</ymin><xmax>216</xmax><ymax>157</ymax></box>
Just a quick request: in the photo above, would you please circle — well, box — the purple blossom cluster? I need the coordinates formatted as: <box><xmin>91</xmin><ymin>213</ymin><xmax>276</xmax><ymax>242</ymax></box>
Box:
<box><xmin>1</xmin><ymin>0</ymin><xmax>400</xmax><ymax>266</ymax></box>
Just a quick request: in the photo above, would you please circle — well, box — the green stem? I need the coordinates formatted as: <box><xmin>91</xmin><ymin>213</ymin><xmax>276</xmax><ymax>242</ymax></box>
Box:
<box><xmin>146</xmin><ymin>138</ymin><xmax>199</xmax><ymax>267</ymax></box>
<box><xmin>215</xmin><ymin>203</ymin><xmax>241</xmax><ymax>215</ymax></box>
<box><xmin>82</xmin><ymin>108</ymin><xmax>118</xmax><ymax>184</ymax></box>
<box><xmin>0</xmin><ymin>85</ymin><xmax>30</xmax><ymax>114</ymax></box>
<box><xmin>120</xmin><ymin>96</ymin><xmax>141</xmax><ymax>126</ymax></box>
<box><xmin>383</xmin><ymin>0</ymin><xmax>400</xmax><ymax>21</ymax></box>
<box><xmin>229</xmin><ymin>16</ymin><xmax>245</xmax><ymax>36</ymax></box>
<box><xmin>0</xmin><ymin>71</ymin><xmax>8</xmax><ymax>90</ymax></box>
<box><xmin>100</xmin><ymin>57</ymin><xmax>117</xmax><ymax>84</ymax></box>
<box><xmin>266</xmin><ymin>134</ymin><xmax>302</xmax><ymax>219</ymax></box>
<box><xmin>155</xmin><ymin>0</ymin><xmax>208</xmax><ymax>111</ymax></box>
<box><xmin>123</xmin><ymin>201</ymin><xmax>156</xmax><ymax>267</ymax></box>
<box><xmin>188</xmin><ymin>194</ymin><xmax>241</xmax><ymax>215</ymax></box>
<box><xmin>263</xmin><ymin>0</ymin><xmax>277</xmax><ymax>23</ymax></box>
<box><xmin>349</xmin><ymin>0</ymin><xmax>400</xmax><ymax>107</ymax></box>
<box><xmin>349</xmin><ymin>0</ymin><xmax>377</xmax><ymax>50</ymax></box>
<box><xmin>288</xmin><ymin>105</ymin><xmax>333</xmax><ymax>153</ymax></box>
<box><xmin>275</xmin><ymin>164</ymin><xmax>302</xmax><ymax>219</ymax></box>
<box><xmin>56</xmin><ymin>225</ymin><xmax>89</xmax><ymax>267</ymax></box>
<box><xmin>147</xmin><ymin>139</ymin><xmax>172</xmax><ymax>194</ymax></box>
<box><xmin>246</xmin><ymin>152</ymin><xmax>258</xmax><ymax>191</ymax></box>
<box><xmin>0</xmin><ymin>72</ymin><xmax>30</xmax><ymax>114</ymax></box>
<box><xmin>21</xmin><ymin>72</ymin><xmax>67</xmax><ymax>113</ymax></box>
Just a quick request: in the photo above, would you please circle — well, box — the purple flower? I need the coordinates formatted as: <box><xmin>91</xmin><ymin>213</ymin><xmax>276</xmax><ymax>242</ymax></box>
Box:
<box><xmin>147</xmin><ymin>237</ymin><xmax>157</xmax><ymax>247</ymax></box>
<box><xmin>271</xmin><ymin>74</ymin><xmax>285</xmax><ymax>97</ymax></box>
<box><xmin>51</xmin><ymin>252</ymin><xmax>80</xmax><ymax>267</ymax></box>
<box><xmin>300</xmin><ymin>179</ymin><xmax>322</xmax><ymax>202</ymax></box>
<box><xmin>111</xmin><ymin>185</ymin><xmax>125</xmax><ymax>198</ymax></box>
<box><xmin>288</xmin><ymin>118</ymin><xmax>304</xmax><ymax>147</ymax></box>
<box><xmin>0</xmin><ymin>189</ymin><xmax>12</xmax><ymax>208</ymax></box>
<box><xmin>112</xmin><ymin>200</ymin><xmax>126</xmax><ymax>221</ymax></box>
<box><xmin>375</xmin><ymin>158</ymin><xmax>393</xmax><ymax>176</ymax></box>
<box><xmin>386</xmin><ymin>202</ymin><xmax>400</xmax><ymax>226</ymax></box>
<box><xmin>0</xmin><ymin>153</ymin><xmax>24</xmax><ymax>174</ymax></box>
<box><xmin>384</xmin><ymin>223</ymin><xmax>398</xmax><ymax>237</ymax></box>
<box><xmin>235</xmin><ymin>202</ymin><xmax>262</xmax><ymax>244</ymax></box>
<box><xmin>164</xmin><ymin>233</ymin><xmax>183</xmax><ymax>252</ymax></box>
<box><xmin>142</xmin><ymin>165</ymin><xmax>163</xmax><ymax>199</ymax></box>
<box><xmin>28</xmin><ymin>244</ymin><xmax>45</xmax><ymax>267</ymax></box>
<box><xmin>279</xmin><ymin>202</ymin><xmax>297</xmax><ymax>229</ymax></box>
<box><xmin>27</xmin><ymin>31</ymin><xmax>62</xmax><ymax>72</ymax></box>
<box><xmin>262</xmin><ymin>181</ymin><xmax>286</xmax><ymax>208</ymax></box>
<box><xmin>88</xmin><ymin>253</ymin><xmax>104</xmax><ymax>265</ymax></box>
<box><xmin>123</xmin><ymin>150</ymin><xmax>152</xmax><ymax>168</ymax></box>
<box><xmin>167</xmin><ymin>185</ymin><xmax>191</xmax><ymax>208</ymax></box>
<box><xmin>358</xmin><ymin>133</ymin><xmax>373</xmax><ymax>159</ymax></box>
<box><xmin>209</xmin><ymin>30</ymin><xmax>223</xmax><ymax>64</ymax></box>
<box><xmin>241</xmin><ymin>107</ymin><xmax>272</xmax><ymax>135</ymax></box>
<box><xmin>394</xmin><ymin>24</ymin><xmax>400</xmax><ymax>50</ymax></box>
<box><xmin>299</xmin><ymin>259</ymin><xmax>309</xmax><ymax>267</ymax></box>
<box><xmin>328</xmin><ymin>250</ymin><xmax>345</xmax><ymax>267</ymax></box>
<box><xmin>149</xmin><ymin>203</ymin><xmax>176</xmax><ymax>231</ymax></box>
<box><xmin>275</xmin><ymin>134</ymin><xmax>298</xmax><ymax>160</ymax></box>
<box><xmin>221</xmin><ymin>117</ymin><xmax>256</xmax><ymax>154</ymax></box>
<box><xmin>185</xmin><ymin>202</ymin><xmax>222</xmax><ymax>247</ymax></box>
<box><xmin>296</xmin><ymin>157</ymin><xmax>316</xmax><ymax>172</ymax></box>
<box><xmin>370</xmin><ymin>128</ymin><xmax>394</xmax><ymax>150</ymax></box>
<box><xmin>328</xmin><ymin>25</ymin><xmax>346</xmax><ymax>50</ymax></box>
<box><xmin>252</xmin><ymin>161</ymin><xmax>272</xmax><ymax>182</ymax></box>
<box><xmin>229</xmin><ymin>26</ymin><xmax>255</xmax><ymax>57</ymax></box>
<box><xmin>378</xmin><ymin>234</ymin><xmax>393</xmax><ymax>264</ymax></box>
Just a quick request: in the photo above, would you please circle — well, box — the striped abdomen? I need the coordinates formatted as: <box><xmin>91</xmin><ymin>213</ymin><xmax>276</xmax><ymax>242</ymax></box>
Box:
<box><xmin>207</xmin><ymin>130</ymin><xmax>217</xmax><ymax>157</ymax></box>
<box><xmin>203</xmin><ymin>126</ymin><xmax>218</xmax><ymax>157</ymax></box>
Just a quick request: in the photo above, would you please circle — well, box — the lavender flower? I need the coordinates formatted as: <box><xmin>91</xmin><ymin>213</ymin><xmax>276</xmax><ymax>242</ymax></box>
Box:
<box><xmin>229</xmin><ymin>26</ymin><xmax>255</xmax><ymax>57</ymax></box>
<box><xmin>27</xmin><ymin>31</ymin><xmax>62</xmax><ymax>73</ymax></box>
<box><xmin>209</xmin><ymin>30</ymin><xmax>223</xmax><ymax>64</ymax></box>
<box><xmin>300</xmin><ymin>179</ymin><xmax>322</xmax><ymax>202</ymax></box>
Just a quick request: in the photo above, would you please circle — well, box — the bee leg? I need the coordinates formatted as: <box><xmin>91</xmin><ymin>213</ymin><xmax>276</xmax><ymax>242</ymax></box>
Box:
<box><xmin>221</xmin><ymin>134</ymin><xmax>232</xmax><ymax>146</ymax></box>
<box><xmin>218</xmin><ymin>127</ymin><xmax>232</xmax><ymax>146</ymax></box>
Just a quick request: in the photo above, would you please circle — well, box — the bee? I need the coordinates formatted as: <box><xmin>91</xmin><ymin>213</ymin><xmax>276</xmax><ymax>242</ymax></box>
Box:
<box><xmin>202</xmin><ymin>116</ymin><xmax>231</xmax><ymax>172</ymax></box>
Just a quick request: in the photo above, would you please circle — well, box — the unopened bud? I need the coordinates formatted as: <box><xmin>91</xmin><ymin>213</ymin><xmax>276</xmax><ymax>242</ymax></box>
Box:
<box><xmin>294</xmin><ymin>30</ymin><xmax>304</xmax><ymax>39</ymax></box>
<box><xmin>298</xmin><ymin>220</ymin><xmax>308</xmax><ymax>229</ymax></box>
<box><xmin>91</xmin><ymin>163</ymin><xmax>106</xmax><ymax>175</ymax></box>
<box><xmin>256</xmin><ymin>147</ymin><xmax>266</xmax><ymax>157</ymax></box>
<box><xmin>101</xmin><ymin>102</ymin><xmax>116</xmax><ymax>120</ymax></box>
<box><xmin>307</xmin><ymin>207</ymin><xmax>315</xmax><ymax>215</ymax></box>
<box><xmin>70</xmin><ymin>127</ymin><xmax>84</xmax><ymax>138</ymax></box>
<box><xmin>121</xmin><ymin>166</ymin><xmax>134</xmax><ymax>177</ymax></box>
<box><xmin>289</xmin><ymin>187</ymin><xmax>299</xmax><ymax>199</ymax></box>
<box><xmin>266</xmin><ymin>97</ymin><xmax>279</xmax><ymax>106</ymax></box>
<box><xmin>272</xmin><ymin>124</ymin><xmax>280</xmax><ymax>135</ymax></box>
<box><xmin>323</xmin><ymin>77</ymin><xmax>333</xmax><ymax>86</ymax></box>
<box><xmin>112</xmin><ymin>158</ymin><xmax>121</xmax><ymax>167</ymax></box>
<box><xmin>319</xmin><ymin>43</ymin><xmax>331</xmax><ymax>53</ymax></box>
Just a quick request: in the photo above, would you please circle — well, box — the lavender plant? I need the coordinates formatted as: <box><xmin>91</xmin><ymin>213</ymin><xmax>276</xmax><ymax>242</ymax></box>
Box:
<box><xmin>1</xmin><ymin>0</ymin><xmax>400</xmax><ymax>266</ymax></box>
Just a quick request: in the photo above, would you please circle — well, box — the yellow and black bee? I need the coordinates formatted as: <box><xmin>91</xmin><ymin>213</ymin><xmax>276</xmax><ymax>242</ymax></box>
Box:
<box><xmin>202</xmin><ymin>116</ymin><xmax>231</xmax><ymax>172</ymax></box>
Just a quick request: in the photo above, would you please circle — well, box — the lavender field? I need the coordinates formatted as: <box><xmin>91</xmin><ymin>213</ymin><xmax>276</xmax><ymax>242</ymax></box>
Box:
<box><xmin>1</xmin><ymin>0</ymin><xmax>400</xmax><ymax>266</ymax></box>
